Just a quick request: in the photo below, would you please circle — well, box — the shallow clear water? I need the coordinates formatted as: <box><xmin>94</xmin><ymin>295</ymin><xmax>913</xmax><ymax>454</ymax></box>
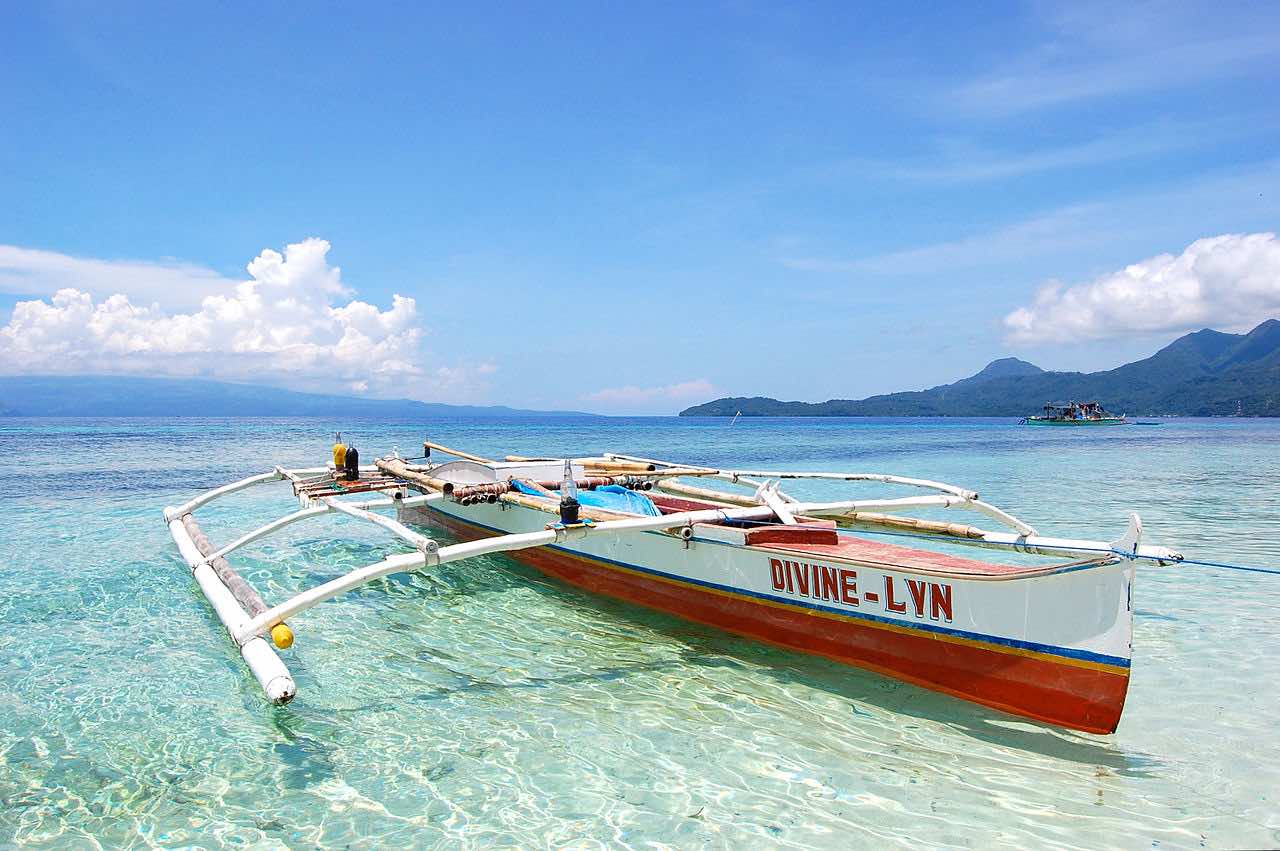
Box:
<box><xmin>1</xmin><ymin>416</ymin><xmax>1277</xmax><ymax>849</ymax></box>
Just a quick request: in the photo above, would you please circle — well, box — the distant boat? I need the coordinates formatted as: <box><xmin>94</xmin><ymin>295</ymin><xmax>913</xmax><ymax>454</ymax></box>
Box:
<box><xmin>1020</xmin><ymin>401</ymin><xmax>1126</xmax><ymax>426</ymax></box>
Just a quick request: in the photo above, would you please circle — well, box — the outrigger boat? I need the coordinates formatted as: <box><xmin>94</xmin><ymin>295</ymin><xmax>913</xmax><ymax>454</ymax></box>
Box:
<box><xmin>1021</xmin><ymin>401</ymin><xmax>1126</xmax><ymax>426</ymax></box>
<box><xmin>164</xmin><ymin>439</ymin><xmax>1182</xmax><ymax>734</ymax></box>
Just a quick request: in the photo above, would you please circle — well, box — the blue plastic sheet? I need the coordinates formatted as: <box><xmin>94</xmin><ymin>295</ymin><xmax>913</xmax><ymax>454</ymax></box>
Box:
<box><xmin>508</xmin><ymin>480</ymin><xmax>661</xmax><ymax>516</ymax></box>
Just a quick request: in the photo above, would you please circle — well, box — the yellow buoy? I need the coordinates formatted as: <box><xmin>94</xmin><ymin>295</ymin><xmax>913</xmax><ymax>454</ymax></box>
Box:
<box><xmin>271</xmin><ymin>623</ymin><xmax>294</xmax><ymax>649</ymax></box>
<box><xmin>332</xmin><ymin>432</ymin><xmax>346</xmax><ymax>470</ymax></box>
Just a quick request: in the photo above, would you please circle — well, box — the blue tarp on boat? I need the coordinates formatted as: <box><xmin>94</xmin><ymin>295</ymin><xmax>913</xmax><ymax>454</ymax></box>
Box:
<box><xmin>509</xmin><ymin>480</ymin><xmax>661</xmax><ymax>516</ymax></box>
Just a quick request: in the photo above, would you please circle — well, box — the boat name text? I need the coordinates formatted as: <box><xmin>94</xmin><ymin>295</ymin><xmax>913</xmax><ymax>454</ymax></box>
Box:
<box><xmin>768</xmin><ymin>558</ymin><xmax>953</xmax><ymax>622</ymax></box>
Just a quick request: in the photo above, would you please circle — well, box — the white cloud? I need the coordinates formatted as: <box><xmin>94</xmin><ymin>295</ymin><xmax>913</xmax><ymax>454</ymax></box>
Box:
<box><xmin>585</xmin><ymin>379</ymin><xmax>717</xmax><ymax>408</ymax></box>
<box><xmin>1004</xmin><ymin>232</ymin><xmax>1280</xmax><ymax>344</ymax></box>
<box><xmin>0</xmin><ymin>238</ymin><xmax>492</xmax><ymax>400</ymax></box>
<box><xmin>781</xmin><ymin>204</ymin><xmax>1104</xmax><ymax>276</ymax></box>
<box><xmin>0</xmin><ymin>244</ymin><xmax>239</xmax><ymax>310</ymax></box>
<box><xmin>780</xmin><ymin>158</ymin><xmax>1280</xmax><ymax>280</ymax></box>
<box><xmin>949</xmin><ymin>3</ymin><xmax>1280</xmax><ymax>114</ymax></box>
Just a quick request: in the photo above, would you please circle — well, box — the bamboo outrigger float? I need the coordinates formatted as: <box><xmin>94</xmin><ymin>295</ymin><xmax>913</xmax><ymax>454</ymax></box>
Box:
<box><xmin>164</xmin><ymin>439</ymin><xmax>1182</xmax><ymax>734</ymax></box>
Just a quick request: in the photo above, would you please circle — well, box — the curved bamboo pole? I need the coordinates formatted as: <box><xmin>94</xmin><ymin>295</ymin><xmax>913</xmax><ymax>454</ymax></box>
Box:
<box><xmin>205</xmin><ymin>506</ymin><xmax>330</xmax><ymax>564</ymax></box>
<box><xmin>654</xmin><ymin>479</ymin><xmax>758</xmax><ymax>506</ymax></box>
<box><xmin>164</xmin><ymin>470</ymin><xmax>282</xmax><ymax>522</ymax></box>
<box><xmin>603</xmin><ymin>452</ymin><xmax>980</xmax><ymax>500</ymax></box>
<box><xmin>375</xmin><ymin>457</ymin><xmax>455</xmax><ymax>494</ymax></box>
<box><xmin>423</xmin><ymin>441</ymin><xmax>495</xmax><ymax>464</ymax></box>
<box><xmin>232</xmin><ymin>494</ymin><xmax>971</xmax><ymax>643</ymax></box>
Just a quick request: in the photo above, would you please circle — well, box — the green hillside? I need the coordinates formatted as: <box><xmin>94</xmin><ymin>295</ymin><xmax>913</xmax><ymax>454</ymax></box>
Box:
<box><xmin>681</xmin><ymin>320</ymin><xmax>1280</xmax><ymax>417</ymax></box>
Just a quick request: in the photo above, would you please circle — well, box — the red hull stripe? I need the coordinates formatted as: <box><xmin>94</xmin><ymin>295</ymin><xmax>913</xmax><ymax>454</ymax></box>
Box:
<box><xmin>428</xmin><ymin>510</ymin><xmax>1129</xmax><ymax>733</ymax></box>
<box><xmin>689</xmin><ymin>533</ymin><xmax>1127</xmax><ymax>668</ymax></box>
<box><xmin>432</xmin><ymin>509</ymin><xmax>1129</xmax><ymax>673</ymax></box>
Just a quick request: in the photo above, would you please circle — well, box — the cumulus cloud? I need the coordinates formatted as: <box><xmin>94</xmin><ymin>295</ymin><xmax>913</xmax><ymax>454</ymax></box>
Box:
<box><xmin>585</xmin><ymin>379</ymin><xmax>717</xmax><ymax>409</ymax></box>
<box><xmin>1004</xmin><ymin>232</ymin><xmax>1280</xmax><ymax>344</ymax></box>
<box><xmin>0</xmin><ymin>238</ymin><xmax>487</xmax><ymax>399</ymax></box>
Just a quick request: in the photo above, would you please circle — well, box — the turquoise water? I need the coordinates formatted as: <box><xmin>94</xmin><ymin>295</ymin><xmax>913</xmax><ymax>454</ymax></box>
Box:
<box><xmin>1</xmin><ymin>416</ymin><xmax>1278</xmax><ymax>849</ymax></box>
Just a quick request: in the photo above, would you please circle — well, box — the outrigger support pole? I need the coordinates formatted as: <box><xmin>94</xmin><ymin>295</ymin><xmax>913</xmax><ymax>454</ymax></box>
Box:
<box><xmin>232</xmin><ymin>494</ymin><xmax>970</xmax><ymax>644</ymax></box>
<box><xmin>602</xmin><ymin>452</ymin><xmax>1037</xmax><ymax>535</ymax></box>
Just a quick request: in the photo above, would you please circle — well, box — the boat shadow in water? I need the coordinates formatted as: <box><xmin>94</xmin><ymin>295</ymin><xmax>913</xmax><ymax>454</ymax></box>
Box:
<box><xmin>278</xmin><ymin>538</ymin><xmax>1161</xmax><ymax>778</ymax></box>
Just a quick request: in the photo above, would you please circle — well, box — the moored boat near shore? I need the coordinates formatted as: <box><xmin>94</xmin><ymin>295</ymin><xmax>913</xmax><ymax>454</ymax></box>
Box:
<box><xmin>164</xmin><ymin>439</ymin><xmax>1182</xmax><ymax>734</ymax></box>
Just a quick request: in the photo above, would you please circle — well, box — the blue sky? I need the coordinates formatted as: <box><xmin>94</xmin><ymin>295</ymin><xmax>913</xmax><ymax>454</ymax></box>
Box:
<box><xmin>2</xmin><ymin>1</ymin><xmax>1279</xmax><ymax>413</ymax></box>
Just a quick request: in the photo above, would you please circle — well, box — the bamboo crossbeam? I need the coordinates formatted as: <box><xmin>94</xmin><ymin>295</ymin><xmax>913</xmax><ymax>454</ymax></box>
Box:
<box><xmin>604</xmin><ymin>452</ymin><xmax>981</xmax><ymax>501</ymax></box>
<box><xmin>505</xmin><ymin>456</ymin><xmax>658</xmax><ymax>472</ymax></box>
<box><xmin>424</xmin><ymin>441</ymin><xmax>495</xmax><ymax>464</ymax></box>
<box><xmin>603</xmin><ymin>452</ymin><xmax>718</xmax><ymax>473</ymax></box>
<box><xmin>586</xmin><ymin>467</ymin><xmax>724</xmax><ymax>479</ymax></box>
<box><xmin>840</xmin><ymin>511</ymin><xmax>988</xmax><ymax>539</ymax></box>
<box><xmin>325</xmin><ymin>498</ymin><xmax>435</xmax><ymax>550</ymax></box>
<box><xmin>602</xmin><ymin>451</ymin><xmax>1045</xmax><ymax>532</ymax></box>
<box><xmin>495</xmin><ymin>488</ymin><xmax>626</xmax><ymax>521</ymax></box>
<box><xmin>583</xmin><ymin>459</ymin><xmax>656</xmax><ymax>473</ymax></box>
<box><xmin>375</xmin><ymin>457</ymin><xmax>455</xmax><ymax>494</ymax></box>
<box><xmin>654</xmin><ymin>479</ymin><xmax>759</xmax><ymax>506</ymax></box>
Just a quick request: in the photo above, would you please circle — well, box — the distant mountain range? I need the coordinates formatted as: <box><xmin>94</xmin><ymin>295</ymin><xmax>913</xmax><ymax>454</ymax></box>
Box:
<box><xmin>0</xmin><ymin>376</ymin><xmax>597</xmax><ymax>417</ymax></box>
<box><xmin>680</xmin><ymin>320</ymin><xmax>1280</xmax><ymax>417</ymax></box>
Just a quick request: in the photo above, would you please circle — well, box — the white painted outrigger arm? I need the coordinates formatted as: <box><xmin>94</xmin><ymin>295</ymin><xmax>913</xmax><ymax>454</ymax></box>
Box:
<box><xmin>164</xmin><ymin>469</ymin><xmax>444</xmax><ymax>704</ymax></box>
<box><xmin>603</xmin><ymin>452</ymin><xmax>1038</xmax><ymax>535</ymax></box>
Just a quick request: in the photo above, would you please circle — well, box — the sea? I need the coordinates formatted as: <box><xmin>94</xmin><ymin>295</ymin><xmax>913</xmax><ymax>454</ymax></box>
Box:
<box><xmin>0</xmin><ymin>416</ymin><xmax>1277</xmax><ymax>849</ymax></box>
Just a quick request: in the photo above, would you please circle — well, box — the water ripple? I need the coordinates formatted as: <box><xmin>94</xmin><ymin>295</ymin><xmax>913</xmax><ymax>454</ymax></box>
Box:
<box><xmin>0</xmin><ymin>417</ymin><xmax>1278</xmax><ymax>848</ymax></box>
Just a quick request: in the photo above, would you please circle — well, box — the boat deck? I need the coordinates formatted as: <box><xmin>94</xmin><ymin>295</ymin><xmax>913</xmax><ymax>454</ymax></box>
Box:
<box><xmin>646</xmin><ymin>493</ymin><xmax>1110</xmax><ymax>577</ymax></box>
<box><xmin>758</xmin><ymin>536</ymin><xmax>1065</xmax><ymax>576</ymax></box>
